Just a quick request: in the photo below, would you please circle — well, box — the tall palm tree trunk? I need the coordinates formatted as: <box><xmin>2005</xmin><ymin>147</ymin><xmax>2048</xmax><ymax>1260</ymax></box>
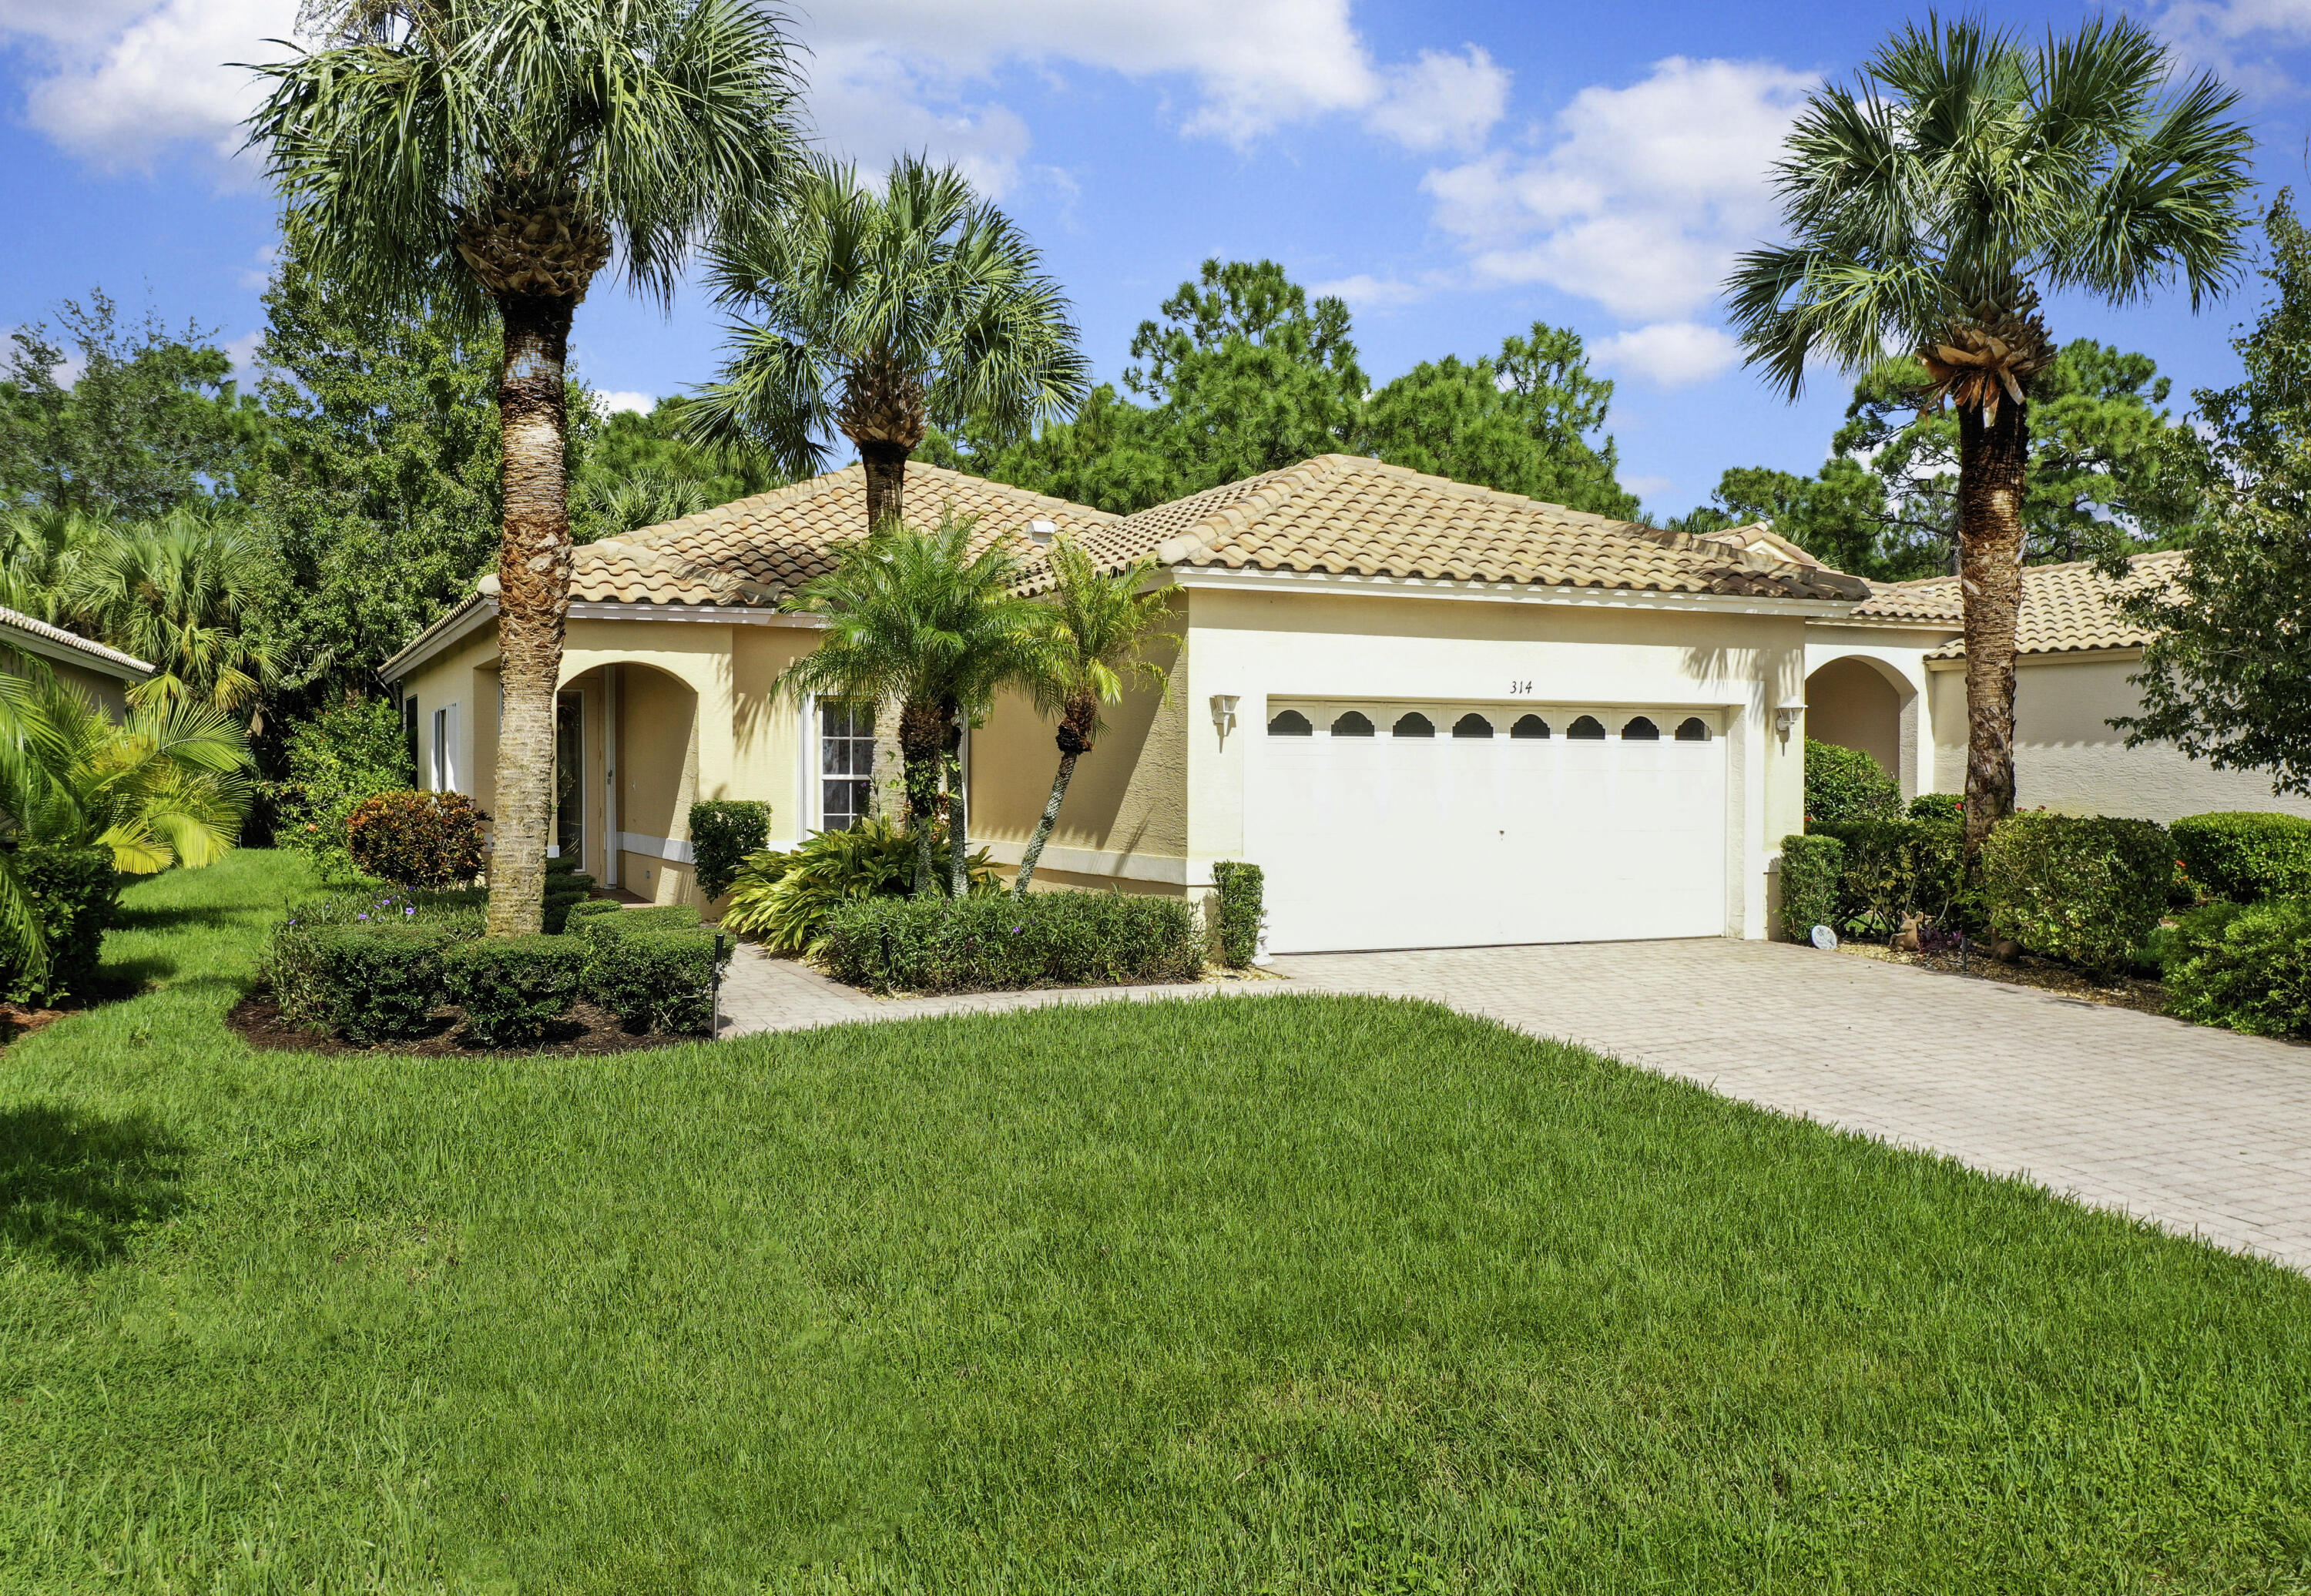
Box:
<box><xmin>1957</xmin><ymin>397</ymin><xmax>2031</xmax><ymax>857</ymax></box>
<box><xmin>859</xmin><ymin>441</ymin><xmax>908</xmax><ymax>532</ymax></box>
<box><xmin>1015</xmin><ymin>702</ymin><xmax>1095</xmax><ymax>898</ymax></box>
<box><xmin>484</xmin><ymin>291</ymin><xmax>576</xmax><ymax>936</ymax></box>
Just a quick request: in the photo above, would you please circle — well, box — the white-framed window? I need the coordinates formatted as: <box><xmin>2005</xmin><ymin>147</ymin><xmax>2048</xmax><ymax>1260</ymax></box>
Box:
<box><xmin>819</xmin><ymin>699</ymin><xmax>875</xmax><ymax>832</ymax></box>
<box><xmin>431</xmin><ymin>704</ymin><xmax>458</xmax><ymax>792</ymax></box>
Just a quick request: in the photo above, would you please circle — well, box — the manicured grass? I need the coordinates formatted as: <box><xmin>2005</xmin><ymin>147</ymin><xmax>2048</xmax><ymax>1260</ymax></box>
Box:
<box><xmin>5</xmin><ymin>851</ymin><xmax>2311</xmax><ymax>1591</ymax></box>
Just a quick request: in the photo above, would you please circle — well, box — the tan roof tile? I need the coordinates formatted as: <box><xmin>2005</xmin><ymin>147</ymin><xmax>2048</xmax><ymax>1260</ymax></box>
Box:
<box><xmin>0</xmin><ymin>602</ymin><xmax>154</xmax><ymax>677</ymax></box>
<box><xmin>1019</xmin><ymin>454</ymin><xmax>1867</xmax><ymax>602</ymax></box>
<box><xmin>1854</xmin><ymin>549</ymin><xmax>2184</xmax><ymax>656</ymax></box>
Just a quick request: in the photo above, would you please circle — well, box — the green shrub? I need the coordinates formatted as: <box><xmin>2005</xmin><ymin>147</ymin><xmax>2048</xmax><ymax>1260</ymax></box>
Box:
<box><xmin>1209</xmin><ymin>860</ymin><xmax>1266</xmax><ymax>967</ymax></box>
<box><xmin>689</xmin><ymin>800</ymin><xmax>773</xmax><ymax>900</ymax></box>
<box><xmin>2163</xmin><ymin>896</ymin><xmax>2311</xmax><ymax>1038</ymax></box>
<box><xmin>0</xmin><ymin>843</ymin><xmax>121</xmax><ymax>1007</ymax></box>
<box><xmin>566</xmin><ymin>897</ymin><xmax>622</xmax><ymax>925</ymax></box>
<box><xmin>1980</xmin><ymin>813</ymin><xmax>2173</xmax><ymax>976</ymax></box>
<box><xmin>539</xmin><ymin>853</ymin><xmax>596</xmax><ymax>934</ymax></box>
<box><xmin>1778</xmin><ymin>834</ymin><xmax>1844</xmax><ymax>943</ymax></box>
<box><xmin>2171</xmin><ymin>812</ymin><xmax>2311</xmax><ymax>904</ymax></box>
<box><xmin>583</xmin><ymin>927</ymin><xmax>730</xmax><ymax>1034</ymax></box>
<box><xmin>723</xmin><ymin>817</ymin><xmax>997</xmax><ymax>955</ymax></box>
<box><xmin>1809</xmin><ymin>818</ymin><xmax>1971</xmax><ymax>940</ymax></box>
<box><xmin>1907</xmin><ymin>792</ymin><xmax>1963</xmax><ymax>822</ymax></box>
<box><xmin>1805</xmin><ymin>739</ymin><xmax>1900</xmax><ymax>826</ymax></box>
<box><xmin>820</xmin><ymin>892</ymin><xmax>1203</xmax><ymax>994</ymax></box>
<box><xmin>265</xmin><ymin>888</ymin><xmax>482</xmax><ymax>1030</ymax></box>
<box><xmin>267</xmin><ymin>696</ymin><xmax>411</xmax><ymax>880</ymax></box>
<box><xmin>347</xmin><ymin>790</ymin><xmax>489</xmax><ymax>889</ymax></box>
<box><xmin>576</xmin><ymin>904</ymin><xmax>703</xmax><ymax>937</ymax></box>
<box><xmin>310</xmin><ymin>924</ymin><xmax>453</xmax><ymax>1042</ymax></box>
<box><xmin>442</xmin><ymin>935</ymin><xmax>585</xmax><ymax>1047</ymax></box>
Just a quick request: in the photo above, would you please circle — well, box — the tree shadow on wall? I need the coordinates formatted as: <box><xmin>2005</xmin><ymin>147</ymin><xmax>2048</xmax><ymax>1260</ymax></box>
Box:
<box><xmin>1</xmin><ymin>1103</ymin><xmax>187</xmax><ymax>1269</ymax></box>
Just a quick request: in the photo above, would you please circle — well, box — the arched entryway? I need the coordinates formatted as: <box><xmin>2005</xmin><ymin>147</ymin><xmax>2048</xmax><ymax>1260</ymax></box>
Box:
<box><xmin>1805</xmin><ymin>654</ymin><xmax>1918</xmax><ymax>796</ymax></box>
<box><xmin>555</xmin><ymin>659</ymin><xmax>699</xmax><ymax>897</ymax></box>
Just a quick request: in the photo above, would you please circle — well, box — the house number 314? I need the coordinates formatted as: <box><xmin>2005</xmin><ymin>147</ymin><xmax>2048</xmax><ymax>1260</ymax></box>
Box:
<box><xmin>1508</xmin><ymin>680</ymin><xmax>1535</xmax><ymax>695</ymax></box>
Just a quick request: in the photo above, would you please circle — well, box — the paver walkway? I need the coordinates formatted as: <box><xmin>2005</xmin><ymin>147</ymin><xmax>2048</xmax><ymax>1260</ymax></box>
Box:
<box><xmin>717</xmin><ymin>938</ymin><xmax>2311</xmax><ymax>1272</ymax></box>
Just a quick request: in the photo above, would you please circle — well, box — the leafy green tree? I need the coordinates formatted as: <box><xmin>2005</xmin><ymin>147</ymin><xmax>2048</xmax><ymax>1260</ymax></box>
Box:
<box><xmin>775</xmin><ymin>515</ymin><xmax>1047</xmax><ymax>897</ymax></box>
<box><xmin>1360</xmin><ymin>324</ymin><xmax>1636</xmax><ymax>518</ymax></box>
<box><xmin>1125</xmin><ymin>259</ymin><xmax>1363</xmax><ymax>490</ymax></box>
<box><xmin>239</xmin><ymin>246</ymin><xmax>505</xmax><ymax>713</ymax></box>
<box><xmin>693</xmin><ymin>155</ymin><xmax>1089</xmax><ymax>535</ymax></box>
<box><xmin>2121</xmin><ymin>197</ymin><xmax>2311</xmax><ymax>794</ymax></box>
<box><xmin>268</xmin><ymin>693</ymin><xmax>414</xmax><ymax>880</ymax></box>
<box><xmin>247</xmin><ymin>0</ymin><xmax>803</xmax><ymax>936</ymax></box>
<box><xmin>1726</xmin><ymin>15</ymin><xmax>2252</xmax><ymax>847</ymax></box>
<box><xmin>0</xmin><ymin>290</ymin><xmax>258</xmax><ymax>520</ymax></box>
<box><xmin>929</xmin><ymin>384</ymin><xmax>1184</xmax><ymax>516</ymax></box>
<box><xmin>1014</xmin><ymin>542</ymin><xmax>1179</xmax><ymax>897</ymax></box>
<box><xmin>572</xmin><ymin>397</ymin><xmax>776</xmax><ymax>538</ymax></box>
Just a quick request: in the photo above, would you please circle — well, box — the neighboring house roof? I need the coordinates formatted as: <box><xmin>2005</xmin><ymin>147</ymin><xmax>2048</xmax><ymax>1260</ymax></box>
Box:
<box><xmin>572</xmin><ymin>462</ymin><xmax>1117</xmax><ymax>607</ymax></box>
<box><xmin>1853</xmin><ymin>549</ymin><xmax>2185</xmax><ymax>658</ymax></box>
<box><xmin>0</xmin><ymin>603</ymin><xmax>154</xmax><ymax>682</ymax></box>
<box><xmin>1033</xmin><ymin>454</ymin><xmax>1868</xmax><ymax>603</ymax></box>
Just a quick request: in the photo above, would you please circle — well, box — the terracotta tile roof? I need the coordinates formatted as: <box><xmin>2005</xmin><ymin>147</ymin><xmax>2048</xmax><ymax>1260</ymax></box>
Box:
<box><xmin>572</xmin><ymin>462</ymin><xmax>1116</xmax><ymax>606</ymax></box>
<box><xmin>0</xmin><ymin>603</ymin><xmax>154</xmax><ymax>679</ymax></box>
<box><xmin>1855</xmin><ymin>549</ymin><xmax>2185</xmax><ymax>657</ymax></box>
<box><xmin>1024</xmin><ymin>454</ymin><xmax>1868</xmax><ymax>602</ymax></box>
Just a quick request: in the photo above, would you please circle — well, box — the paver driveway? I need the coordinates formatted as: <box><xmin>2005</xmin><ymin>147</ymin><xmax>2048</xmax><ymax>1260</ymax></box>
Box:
<box><xmin>719</xmin><ymin>938</ymin><xmax>2311</xmax><ymax>1272</ymax></box>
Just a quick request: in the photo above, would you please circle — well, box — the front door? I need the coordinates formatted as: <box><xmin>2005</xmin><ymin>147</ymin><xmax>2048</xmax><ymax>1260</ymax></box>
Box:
<box><xmin>555</xmin><ymin>692</ymin><xmax>584</xmax><ymax>864</ymax></box>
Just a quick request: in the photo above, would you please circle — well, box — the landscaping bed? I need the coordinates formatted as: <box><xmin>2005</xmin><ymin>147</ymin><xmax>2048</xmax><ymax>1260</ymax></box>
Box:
<box><xmin>1834</xmin><ymin>939</ymin><xmax>2173</xmax><ymax>1016</ymax></box>
<box><xmin>225</xmin><ymin>991</ymin><xmax>694</xmax><ymax>1056</ymax></box>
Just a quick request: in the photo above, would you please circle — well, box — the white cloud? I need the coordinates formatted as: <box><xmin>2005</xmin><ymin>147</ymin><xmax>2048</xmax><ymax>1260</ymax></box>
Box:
<box><xmin>1423</xmin><ymin>55</ymin><xmax>1814</xmax><ymax>322</ymax></box>
<box><xmin>221</xmin><ymin>328</ymin><xmax>267</xmax><ymax>386</ymax></box>
<box><xmin>1592</xmin><ymin>321</ymin><xmax>1743</xmax><ymax>388</ymax></box>
<box><xmin>1310</xmin><ymin>273</ymin><xmax>1433</xmax><ymax>307</ymax></box>
<box><xmin>804</xmin><ymin>42</ymin><xmax>1035</xmax><ymax>199</ymax></box>
<box><xmin>2157</xmin><ymin>0</ymin><xmax>2311</xmax><ymax>92</ymax></box>
<box><xmin>1621</xmin><ymin>474</ymin><xmax>1675</xmax><ymax>504</ymax></box>
<box><xmin>1365</xmin><ymin>45</ymin><xmax>1508</xmax><ymax>153</ymax></box>
<box><xmin>12</xmin><ymin>0</ymin><xmax>295</xmax><ymax>174</ymax></box>
<box><xmin>593</xmin><ymin>391</ymin><xmax>658</xmax><ymax>417</ymax></box>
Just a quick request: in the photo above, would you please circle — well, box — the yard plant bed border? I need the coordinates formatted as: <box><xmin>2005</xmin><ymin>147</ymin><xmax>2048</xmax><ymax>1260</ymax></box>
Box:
<box><xmin>226</xmin><ymin>991</ymin><xmax>701</xmax><ymax>1056</ymax></box>
<box><xmin>1833</xmin><ymin>940</ymin><xmax>2172</xmax><ymax>1017</ymax></box>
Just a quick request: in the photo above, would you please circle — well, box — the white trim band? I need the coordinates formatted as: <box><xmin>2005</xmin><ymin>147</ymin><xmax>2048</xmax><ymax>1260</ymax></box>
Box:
<box><xmin>1165</xmin><ymin>565</ymin><xmax>1864</xmax><ymax>619</ymax></box>
<box><xmin>617</xmin><ymin>830</ymin><xmax>696</xmax><ymax>864</ymax></box>
<box><xmin>974</xmin><ymin>837</ymin><xmax>1189</xmax><ymax>887</ymax></box>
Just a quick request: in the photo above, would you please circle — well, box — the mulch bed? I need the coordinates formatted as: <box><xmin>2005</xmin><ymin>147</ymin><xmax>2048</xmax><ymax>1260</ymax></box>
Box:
<box><xmin>1835</xmin><ymin>940</ymin><xmax>2171</xmax><ymax>1016</ymax></box>
<box><xmin>227</xmin><ymin>993</ymin><xmax>702</xmax><ymax>1057</ymax></box>
<box><xmin>1</xmin><ymin>1003</ymin><xmax>76</xmax><ymax>1046</ymax></box>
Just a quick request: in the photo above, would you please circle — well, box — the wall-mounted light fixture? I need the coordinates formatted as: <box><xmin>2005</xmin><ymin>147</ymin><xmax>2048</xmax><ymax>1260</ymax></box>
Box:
<box><xmin>1027</xmin><ymin>518</ymin><xmax>1057</xmax><ymax>545</ymax></box>
<box><xmin>1210</xmin><ymin>694</ymin><xmax>1240</xmax><ymax>738</ymax></box>
<box><xmin>1774</xmin><ymin>701</ymin><xmax>1806</xmax><ymax>741</ymax></box>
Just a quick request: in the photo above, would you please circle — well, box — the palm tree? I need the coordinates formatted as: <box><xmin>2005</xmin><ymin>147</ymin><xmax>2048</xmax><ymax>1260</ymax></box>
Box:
<box><xmin>776</xmin><ymin>515</ymin><xmax>1048</xmax><ymax>897</ymax></box>
<box><xmin>64</xmin><ymin>507</ymin><xmax>275</xmax><ymax>720</ymax></box>
<box><xmin>1725</xmin><ymin>15</ymin><xmax>2251</xmax><ymax>852</ymax></box>
<box><xmin>0</xmin><ymin>505</ymin><xmax>106</xmax><ymax>623</ymax></box>
<box><xmin>1013</xmin><ymin>542</ymin><xmax>1178</xmax><ymax>897</ymax></box>
<box><xmin>573</xmin><ymin>468</ymin><xmax>716</xmax><ymax>540</ymax></box>
<box><xmin>689</xmin><ymin>154</ymin><xmax>1091</xmax><ymax>536</ymax></box>
<box><xmin>243</xmin><ymin>0</ymin><xmax>800</xmax><ymax>935</ymax></box>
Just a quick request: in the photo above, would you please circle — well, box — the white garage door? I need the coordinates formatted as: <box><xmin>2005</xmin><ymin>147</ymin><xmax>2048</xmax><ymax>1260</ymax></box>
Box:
<box><xmin>1245</xmin><ymin>701</ymin><xmax>1728</xmax><ymax>954</ymax></box>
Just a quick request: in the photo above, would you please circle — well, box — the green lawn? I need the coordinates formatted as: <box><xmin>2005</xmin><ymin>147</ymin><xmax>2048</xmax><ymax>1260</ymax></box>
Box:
<box><xmin>5</xmin><ymin>851</ymin><xmax>2310</xmax><ymax>1593</ymax></box>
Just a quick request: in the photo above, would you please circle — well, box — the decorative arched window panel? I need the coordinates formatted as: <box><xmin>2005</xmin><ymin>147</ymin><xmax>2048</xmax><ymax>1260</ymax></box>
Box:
<box><xmin>1675</xmin><ymin>716</ymin><xmax>1711</xmax><ymax>742</ymax></box>
<box><xmin>1622</xmin><ymin>716</ymin><xmax>1660</xmax><ymax>740</ymax></box>
<box><xmin>1330</xmin><ymin>709</ymin><xmax>1374</xmax><ymax>736</ymax></box>
<box><xmin>1267</xmin><ymin>709</ymin><xmax>1313</xmax><ymax>736</ymax></box>
<box><xmin>1452</xmin><ymin>712</ymin><xmax>1494</xmax><ymax>739</ymax></box>
<box><xmin>1567</xmin><ymin>715</ymin><xmax>1606</xmax><ymax>739</ymax></box>
<box><xmin>1511</xmin><ymin>714</ymin><xmax>1551</xmax><ymax>739</ymax></box>
<box><xmin>1392</xmin><ymin>712</ymin><xmax>1435</xmax><ymax>738</ymax></box>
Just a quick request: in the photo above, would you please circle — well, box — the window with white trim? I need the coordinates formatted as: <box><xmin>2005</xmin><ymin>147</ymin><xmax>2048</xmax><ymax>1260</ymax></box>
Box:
<box><xmin>820</xmin><ymin>699</ymin><xmax>875</xmax><ymax>831</ymax></box>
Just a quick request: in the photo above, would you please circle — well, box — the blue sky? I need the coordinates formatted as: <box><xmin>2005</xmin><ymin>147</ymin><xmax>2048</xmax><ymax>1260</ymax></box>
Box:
<box><xmin>5</xmin><ymin>0</ymin><xmax>2311</xmax><ymax>518</ymax></box>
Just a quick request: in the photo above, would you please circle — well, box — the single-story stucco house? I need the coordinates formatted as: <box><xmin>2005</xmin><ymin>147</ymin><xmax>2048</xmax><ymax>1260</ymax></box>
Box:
<box><xmin>0</xmin><ymin>602</ymin><xmax>154</xmax><ymax>717</ymax></box>
<box><xmin>382</xmin><ymin>456</ymin><xmax>2293</xmax><ymax>954</ymax></box>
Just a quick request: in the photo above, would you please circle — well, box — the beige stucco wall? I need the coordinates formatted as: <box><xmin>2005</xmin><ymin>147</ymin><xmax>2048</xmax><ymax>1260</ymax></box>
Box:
<box><xmin>1928</xmin><ymin>650</ymin><xmax>2311</xmax><ymax>822</ymax></box>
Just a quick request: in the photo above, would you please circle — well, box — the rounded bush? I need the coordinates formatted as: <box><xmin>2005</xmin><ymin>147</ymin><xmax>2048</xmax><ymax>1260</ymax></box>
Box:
<box><xmin>2165</xmin><ymin>896</ymin><xmax>2311</xmax><ymax>1039</ymax></box>
<box><xmin>442</xmin><ymin>936</ymin><xmax>585</xmax><ymax>1047</ymax></box>
<box><xmin>1981</xmin><ymin>813</ymin><xmax>2173</xmax><ymax>976</ymax></box>
<box><xmin>347</xmin><ymin>790</ymin><xmax>489</xmax><ymax>889</ymax></box>
<box><xmin>1805</xmin><ymin>739</ymin><xmax>1900</xmax><ymax>826</ymax></box>
<box><xmin>2171</xmin><ymin>811</ymin><xmax>2311</xmax><ymax>904</ymax></box>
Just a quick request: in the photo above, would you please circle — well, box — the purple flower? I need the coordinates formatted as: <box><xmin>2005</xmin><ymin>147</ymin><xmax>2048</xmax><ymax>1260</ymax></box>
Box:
<box><xmin>356</xmin><ymin>914</ymin><xmax>369</xmax><ymax>921</ymax></box>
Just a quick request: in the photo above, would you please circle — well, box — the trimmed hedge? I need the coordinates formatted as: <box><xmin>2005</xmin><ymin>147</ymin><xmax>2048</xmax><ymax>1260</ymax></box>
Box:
<box><xmin>583</xmin><ymin>927</ymin><xmax>729</xmax><ymax>1034</ymax></box>
<box><xmin>442</xmin><ymin>935</ymin><xmax>585</xmax><ymax>1046</ymax></box>
<box><xmin>2162</xmin><ymin>896</ymin><xmax>2311</xmax><ymax>1040</ymax></box>
<box><xmin>689</xmin><ymin>800</ymin><xmax>772</xmax><ymax>900</ymax></box>
<box><xmin>1808</xmin><ymin>817</ymin><xmax>1970</xmax><ymax>940</ymax></box>
<box><xmin>1779</xmin><ymin>834</ymin><xmax>1843</xmax><ymax>944</ymax></box>
<box><xmin>0</xmin><ymin>843</ymin><xmax>121</xmax><ymax>1007</ymax></box>
<box><xmin>1209</xmin><ymin>860</ymin><xmax>1265</xmax><ymax>968</ymax></box>
<box><xmin>2172</xmin><ymin>811</ymin><xmax>2311</xmax><ymax>904</ymax></box>
<box><xmin>820</xmin><ymin>892</ymin><xmax>1203</xmax><ymax>994</ymax></box>
<box><xmin>1805</xmin><ymin>739</ymin><xmax>1900</xmax><ymax>826</ymax></box>
<box><xmin>310</xmin><ymin>924</ymin><xmax>452</xmax><ymax>1042</ymax></box>
<box><xmin>1907</xmin><ymin>792</ymin><xmax>1963</xmax><ymax>822</ymax></box>
<box><xmin>1980</xmin><ymin>813</ymin><xmax>2172</xmax><ymax>976</ymax></box>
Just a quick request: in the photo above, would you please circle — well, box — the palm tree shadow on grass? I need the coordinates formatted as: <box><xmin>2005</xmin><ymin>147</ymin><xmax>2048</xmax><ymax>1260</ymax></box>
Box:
<box><xmin>1</xmin><ymin>1103</ymin><xmax>186</xmax><ymax>1269</ymax></box>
